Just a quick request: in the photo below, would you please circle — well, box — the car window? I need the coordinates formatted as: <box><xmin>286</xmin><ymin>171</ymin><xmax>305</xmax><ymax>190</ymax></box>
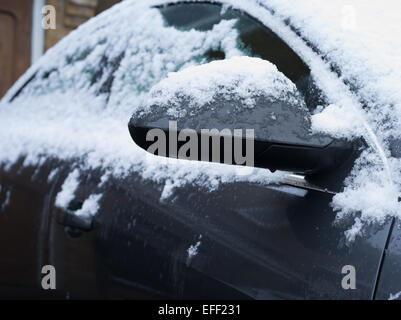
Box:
<box><xmin>158</xmin><ymin>3</ymin><xmax>311</xmax><ymax>95</ymax></box>
<box><xmin>10</xmin><ymin>2</ymin><xmax>316</xmax><ymax>108</ymax></box>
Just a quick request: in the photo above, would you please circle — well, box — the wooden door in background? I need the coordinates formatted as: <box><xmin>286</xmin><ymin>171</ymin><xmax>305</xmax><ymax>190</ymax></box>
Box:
<box><xmin>0</xmin><ymin>0</ymin><xmax>32</xmax><ymax>98</ymax></box>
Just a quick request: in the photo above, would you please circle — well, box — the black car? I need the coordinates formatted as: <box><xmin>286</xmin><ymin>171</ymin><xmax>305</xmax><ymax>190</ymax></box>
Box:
<box><xmin>0</xmin><ymin>0</ymin><xmax>400</xmax><ymax>300</ymax></box>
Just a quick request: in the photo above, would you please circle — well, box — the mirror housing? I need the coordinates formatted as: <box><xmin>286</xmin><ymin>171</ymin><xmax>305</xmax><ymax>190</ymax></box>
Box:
<box><xmin>128</xmin><ymin>57</ymin><xmax>355</xmax><ymax>175</ymax></box>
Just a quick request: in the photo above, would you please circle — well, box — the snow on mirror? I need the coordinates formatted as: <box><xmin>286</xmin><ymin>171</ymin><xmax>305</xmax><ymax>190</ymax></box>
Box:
<box><xmin>129</xmin><ymin>57</ymin><xmax>354</xmax><ymax>174</ymax></box>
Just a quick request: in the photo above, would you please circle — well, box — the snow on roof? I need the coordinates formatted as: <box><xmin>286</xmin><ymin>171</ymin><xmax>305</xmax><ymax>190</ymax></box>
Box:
<box><xmin>0</xmin><ymin>0</ymin><xmax>401</xmax><ymax>239</ymax></box>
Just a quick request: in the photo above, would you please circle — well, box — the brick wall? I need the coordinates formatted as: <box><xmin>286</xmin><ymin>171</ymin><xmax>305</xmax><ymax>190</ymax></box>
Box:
<box><xmin>44</xmin><ymin>0</ymin><xmax>120</xmax><ymax>51</ymax></box>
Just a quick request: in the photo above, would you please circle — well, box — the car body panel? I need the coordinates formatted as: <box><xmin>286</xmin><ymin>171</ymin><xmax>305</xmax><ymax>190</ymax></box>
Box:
<box><xmin>0</xmin><ymin>157</ymin><xmax>392</xmax><ymax>299</ymax></box>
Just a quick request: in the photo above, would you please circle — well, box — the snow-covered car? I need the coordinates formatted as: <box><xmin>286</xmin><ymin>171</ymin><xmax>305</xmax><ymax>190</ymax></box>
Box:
<box><xmin>0</xmin><ymin>0</ymin><xmax>400</xmax><ymax>299</ymax></box>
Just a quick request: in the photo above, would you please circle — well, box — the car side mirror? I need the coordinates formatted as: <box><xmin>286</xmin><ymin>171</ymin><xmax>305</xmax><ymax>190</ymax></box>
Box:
<box><xmin>128</xmin><ymin>57</ymin><xmax>354</xmax><ymax>175</ymax></box>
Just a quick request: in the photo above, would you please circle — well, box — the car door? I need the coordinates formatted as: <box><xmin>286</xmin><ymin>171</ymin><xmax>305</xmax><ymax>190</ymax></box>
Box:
<box><xmin>0</xmin><ymin>157</ymin><xmax>66</xmax><ymax>298</ymax></box>
<box><xmin>86</xmin><ymin>3</ymin><xmax>391</xmax><ymax>299</ymax></box>
<box><xmin>0</xmin><ymin>157</ymin><xmax>103</xmax><ymax>298</ymax></box>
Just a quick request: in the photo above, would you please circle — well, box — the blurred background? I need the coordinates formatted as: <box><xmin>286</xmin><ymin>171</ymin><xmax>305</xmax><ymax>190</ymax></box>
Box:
<box><xmin>0</xmin><ymin>0</ymin><xmax>123</xmax><ymax>97</ymax></box>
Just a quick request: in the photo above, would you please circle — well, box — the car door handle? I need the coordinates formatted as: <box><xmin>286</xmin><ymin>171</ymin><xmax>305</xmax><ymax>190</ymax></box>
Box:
<box><xmin>54</xmin><ymin>200</ymin><xmax>93</xmax><ymax>233</ymax></box>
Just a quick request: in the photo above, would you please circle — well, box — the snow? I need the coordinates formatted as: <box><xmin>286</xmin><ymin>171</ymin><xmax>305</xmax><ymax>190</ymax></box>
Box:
<box><xmin>389</xmin><ymin>291</ymin><xmax>401</xmax><ymax>301</ymax></box>
<box><xmin>334</xmin><ymin>150</ymin><xmax>401</xmax><ymax>240</ymax></box>
<box><xmin>98</xmin><ymin>172</ymin><xmax>110</xmax><ymax>187</ymax></box>
<box><xmin>186</xmin><ymin>236</ymin><xmax>202</xmax><ymax>265</ymax></box>
<box><xmin>55</xmin><ymin>169</ymin><xmax>80</xmax><ymax>209</ymax></box>
<box><xmin>187</xmin><ymin>241</ymin><xmax>201</xmax><ymax>258</ymax></box>
<box><xmin>54</xmin><ymin>170</ymin><xmax>102</xmax><ymax>217</ymax></box>
<box><xmin>142</xmin><ymin>56</ymin><xmax>300</xmax><ymax>115</ymax></box>
<box><xmin>47</xmin><ymin>168</ymin><xmax>59</xmax><ymax>183</ymax></box>
<box><xmin>104</xmin><ymin>15</ymin><xmax>244</xmax><ymax>117</ymax></box>
<box><xmin>0</xmin><ymin>0</ymin><xmax>400</xmax><ymax>238</ymax></box>
<box><xmin>1</xmin><ymin>190</ymin><xmax>11</xmax><ymax>212</ymax></box>
<box><xmin>311</xmin><ymin>104</ymin><xmax>361</xmax><ymax>140</ymax></box>
<box><xmin>74</xmin><ymin>194</ymin><xmax>102</xmax><ymax>218</ymax></box>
